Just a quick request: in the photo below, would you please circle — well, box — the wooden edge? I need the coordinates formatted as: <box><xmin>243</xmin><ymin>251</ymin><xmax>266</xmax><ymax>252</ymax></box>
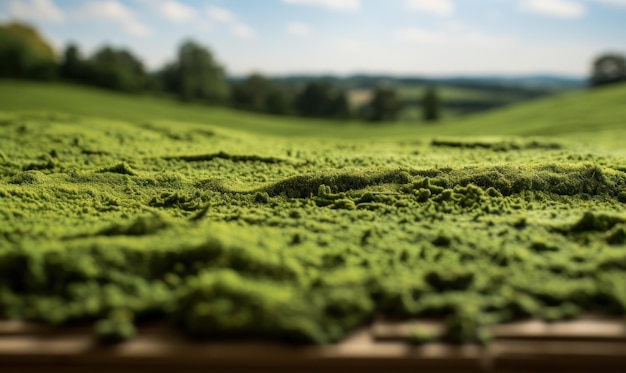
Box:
<box><xmin>371</xmin><ymin>319</ymin><xmax>447</xmax><ymax>340</ymax></box>
<box><xmin>371</xmin><ymin>316</ymin><xmax>626</xmax><ymax>342</ymax></box>
<box><xmin>492</xmin><ymin>341</ymin><xmax>626</xmax><ymax>373</ymax></box>
<box><xmin>489</xmin><ymin>318</ymin><xmax>626</xmax><ymax>341</ymax></box>
<box><xmin>2</xmin><ymin>318</ymin><xmax>626</xmax><ymax>372</ymax></box>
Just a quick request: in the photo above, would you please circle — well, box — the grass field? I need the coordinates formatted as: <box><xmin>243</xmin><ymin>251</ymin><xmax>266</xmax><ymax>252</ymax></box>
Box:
<box><xmin>1</xmin><ymin>80</ymin><xmax>626</xmax><ymax>344</ymax></box>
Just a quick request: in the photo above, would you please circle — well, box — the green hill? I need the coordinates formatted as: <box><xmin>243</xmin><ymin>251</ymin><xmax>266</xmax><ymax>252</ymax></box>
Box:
<box><xmin>1</xmin><ymin>79</ymin><xmax>625</xmax><ymax>141</ymax></box>
<box><xmin>1</xmin><ymin>80</ymin><xmax>626</xmax><ymax>344</ymax></box>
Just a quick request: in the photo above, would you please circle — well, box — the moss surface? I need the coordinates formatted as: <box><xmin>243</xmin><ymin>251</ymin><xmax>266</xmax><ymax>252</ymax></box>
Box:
<box><xmin>1</xmin><ymin>84</ymin><xmax>626</xmax><ymax>345</ymax></box>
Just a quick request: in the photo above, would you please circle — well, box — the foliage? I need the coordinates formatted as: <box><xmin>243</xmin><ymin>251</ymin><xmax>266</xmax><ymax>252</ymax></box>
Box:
<box><xmin>265</xmin><ymin>87</ymin><xmax>293</xmax><ymax>115</ymax></box>
<box><xmin>231</xmin><ymin>73</ymin><xmax>293</xmax><ymax>115</ymax></box>
<box><xmin>159</xmin><ymin>40</ymin><xmax>230</xmax><ymax>104</ymax></box>
<box><xmin>362</xmin><ymin>87</ymin><xmax>403</xmax><ymax>122</ymax></box>
<box><xmin>0</xmin><ymin>22</ymin><xmax>56</xmax><ymax>80</ymax></box>
<box><xmin>232</xmin><ymin>74</ymin><xmax>273</xmax><ymax>112</ymax></box>
<box><xmin>423</xmin><ymin>86</ymin><xmax>441</xmax><ymax>122</ymax></box>
<box><xmin>59</xmin><ymin>44</ymin><xmax>87</xmax><ymax>82</ymax></box>
<box><xmin>591</xmin><ymin>53</ymin><xmax>626</xmax><ymax>88</ymax></box>
<box><xmin>86</xmin><ymin>46</ymin><xmax>147</xmax><ymax>93</ymax></box>
<box><xmin>294</xmin><ymin>82</ymin><xmax>350</xmax><ymax>119</ymax></box>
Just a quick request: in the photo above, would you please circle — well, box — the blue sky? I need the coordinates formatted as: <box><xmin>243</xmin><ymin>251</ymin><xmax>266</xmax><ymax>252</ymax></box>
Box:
<box><xmin>1</xmin><ymin>0</ymin><xmax>625</xmax><ymax>77</ymax></box>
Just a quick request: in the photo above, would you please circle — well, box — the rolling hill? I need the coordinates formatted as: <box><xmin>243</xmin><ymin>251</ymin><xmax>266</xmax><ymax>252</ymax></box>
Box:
<box><xmin>1</xmin><ymin>79</ymin><xmax>623</xmax><ymax>141</ymax></box>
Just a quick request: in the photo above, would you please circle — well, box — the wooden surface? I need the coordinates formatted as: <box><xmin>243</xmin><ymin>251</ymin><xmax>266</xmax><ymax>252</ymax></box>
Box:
<box><xmin>2</xmin><ymin>317</ymin><xmax>626</xmax><ymax>372</ymax></box>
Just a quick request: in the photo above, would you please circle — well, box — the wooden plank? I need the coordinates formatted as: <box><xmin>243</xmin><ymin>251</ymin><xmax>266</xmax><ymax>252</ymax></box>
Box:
<box><xmin>2</xmin><ymin>319</ymin><xmax>626</xmax><ymax>372</ymax></box>
<box><xmin>489</xmin><ymin>318</ymin><xmax>626</xmax><ymax>341</ymax></box>
<box><xmin>491</xmin><ymin>340</ymin><xmax>626</xmax><ymax>373</ymax></box>
<box><xmin>0</xmin><ymin>323</ymin><xmax>484</xmax><ymax>372</ymax></box>
<box><xmin>371</xmin><ymin>319</ymin><xmax>447</xmax><ymax>341</ymax></box>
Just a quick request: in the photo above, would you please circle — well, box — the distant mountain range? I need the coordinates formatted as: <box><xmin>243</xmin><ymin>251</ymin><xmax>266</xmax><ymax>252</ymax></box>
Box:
<box><xmin>263</xmin><ymin>74</ymin><xmax>587</xmax><ymax>91</ymax></box>
<box><xmin>435</xmin><ymin>75</ymin><xmax>586</xmax><ymax>89</ymax></box>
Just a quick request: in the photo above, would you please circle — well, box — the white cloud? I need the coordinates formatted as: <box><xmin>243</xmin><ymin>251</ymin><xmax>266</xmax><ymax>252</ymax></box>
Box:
<box><xmin>287</xmin><ymin>21</ymin><xmax>312</xmax><ymax>36</ymax></box>
<box><xmin>8</xmin><ymin>0</ymin><xmax>64</xmax><ymax>23</ymax></box>
<box><xmin>74</xmin><ymin>1</ymin><xmax>151</xmax><ymax>36</ymax></box>
<box><xmin>393</xmin><ymin>28</ymin><xmax>447</xmax><ymax>44</ymax></box>
<box><xmin>444</xmin><ymin>20</ymin><xmax>465</xmax><ymax>32</ymax></box>
<box><xmin>519</xmin><ymin>0</ymin><xmax>586</xmax><ymax>19</ymax></box>
<box><xmin>334</xmin><ymin>38</ymin><xmax>371</xmax><ymax>53</ymax></box>
<box><xmin>462</xmin><ymin>32</ymin><xmax>514</xmax><ymax>47</ymax></box>
<box><xmin>281</xmin><ymin>0</ymin><xmax>361</xmax><ymax>12</ymax></box>
<box><xmin>231</xmin><ymin>23</ymin><xmax>255</xmax><ymax>39</ymax></box>
<box><xmin>393</xmin><ymin>27</ymin><xmax>514</xmax><ymax>47</ymax></box>
<box><xmin>205</xmin><ymin>6</ymin><xmax>255</xmax><ymax>40</ymax></box>
<box><xmin>406</xmin><ymin>0</ymin><xmax>455</xmax><ymax>16</ymax></box>
<box><xmin>207</xmin><ymin>5</ymin><xmax>235</xmax><ymax>22</ymax></box>
<box><xmin>154</xmin><ymin>0</ymin><xmax>196</xmax><ymax>23</ymax></box>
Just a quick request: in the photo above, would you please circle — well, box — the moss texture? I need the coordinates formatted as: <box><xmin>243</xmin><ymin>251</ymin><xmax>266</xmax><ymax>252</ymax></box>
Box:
<box><xmin>1</xmin><ymin>103</ymin><xmax>626</xmax><ymax>345</ymax></box>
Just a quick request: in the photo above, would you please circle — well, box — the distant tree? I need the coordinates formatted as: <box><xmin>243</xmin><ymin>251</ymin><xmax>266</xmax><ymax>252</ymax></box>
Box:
<box><xmin>162</xmin><ymin>40</ymin><xmax>230</xmax><ymax>103</ymax></box>
<box><xmin>157</xmin><ymin>62</ymin><xmax>180</xmax><ymax>94</ymax></box>
<box><xmin>141</xmin><ymin>71</ymin><xmax>161</xmax><ymax>93</ymax></box>
<box><xmin>295</xmin><ymin>82</ymin><xmax>350</xmax><ymax>119</ymax></box>
<box><xmin>591</xmin><ymin>53</ymin><xmax>626</xmax><ymax>87</ymax></box>
<box><xmin>422</xmin><ymin>86</ymin><xmax>441</xmax><ymax>122</ymax></box>
<box><xmin>231</xmin><ymin>73</ymin><xmax>273</xmax><ymax>112</ymax></box>
<box><xmin>85</xmin><ymin>46</ymin><xmax>147</xmax><ymax>93</ymax></box>
<box><xmin>265</xmin><ymin>87</ymin><xmax>293</xmax><ymax>115</ymax></box>
<box><xmin>60</xmin><ymin>43</ymin><xmax>88</xmax><ymax>82</ymax></box>
<box><xmin>230</xmin><ymin>74</ymin><xmax>297</xmax><ymax>116</ymax></box>
<box><xmin>0</xmin><ymin>22</ymin><xmax>56</xmax><ymax>80</ymax></box>
<box><xmin>328</xmin><ymin>93</ymin><xmax>351</xmax><ymax>120</ymax></box>
<box><xmin>295</xmin><ymin>82</ymin><xmax>329</xmax><ymax>118</ymax></box>
<box><xmin>362</xmin><ymin>87</ymin><xmax>403</xmax><ymax>122</ymax></box>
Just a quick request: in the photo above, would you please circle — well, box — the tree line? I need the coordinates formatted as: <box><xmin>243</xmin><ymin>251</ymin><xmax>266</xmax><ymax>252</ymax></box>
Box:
<box><xmin>0</xmin><ymin>21</ymin><xmax>446</xmax><ymax>123</ymax></box>
<box><xmin>2</xmin><ymin>22</ymin><xmax>624</xmax><ymax>124</ymax></box>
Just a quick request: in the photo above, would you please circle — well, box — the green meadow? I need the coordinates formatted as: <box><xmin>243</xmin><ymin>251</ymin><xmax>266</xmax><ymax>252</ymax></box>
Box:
<box><xmin>1</xmin><ymin>80</ymin><xmax>626</xmax><ymax>344</ymax></box>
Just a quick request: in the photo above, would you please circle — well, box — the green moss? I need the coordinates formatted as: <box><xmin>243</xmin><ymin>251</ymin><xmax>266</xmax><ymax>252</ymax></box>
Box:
<box><xmin>95</xmin><ymin>310</ymin><xmax>137</xmax><ymax>343</ymax></box>
<box><xmin>332</xmin><ymin>198</ymin><xmax>356</xmax><ymax>210</ymax></box>
<box><xmin>99</xmin><ymin>162</ymin><xmax>137</xmax><ymax>176</ymax></box>
<box><xmin>8</xmin><ymin>170</ymin><xmax>45</xmax><ymax>184</ymax></box>
<box><xmin>161</xmin><ymin>151</ymin><xmax>286</xmax><ymax>164</ymax></box>
<box><xmin>1</xmin><ymin>85</ymin><xmax>626</xmax><ymax>345</ymax></box>
<box><xmin>425</xmin><ymin>269</ymin><xmax>474</xmax><ymax>291</ymax></box>
<box><xmin>606</xmin><ymin>225</ymin><xmax>626</xmax><ymax>245</ymax></box>
<box><xmin>98</xmin><ymin>213</ymin><xmax>172</xmax><ymax>236</ymax></box>
<box><xmin>431</xmin><ymin>137</ymin><xmax>563</xmax><ymax>151</ymax></box>
<box><xmin>253</xmin><ymin>192</ymin><xmax>271</xmax><ymax>204</ymax></box>
<box><xmin>409</xmin><ymin>326</ymin><xmax>438</xmax><ymax>345</ymax></box>
<box><xmin>570</xmin><ymin>211</ymin><xmax>626</xmax><ymax>232</ymax></box>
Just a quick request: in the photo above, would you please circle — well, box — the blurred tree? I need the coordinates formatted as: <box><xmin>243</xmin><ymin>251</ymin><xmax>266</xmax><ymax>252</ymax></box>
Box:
<box><xmin>60</xmin><ymin>43</ymin><xmax>87</xmax><ymax>82</ymax></box>
<box><xmin>85</xmin><ymin>46</ymin><xmax>147</xmax><ymax>93</ymax></box>
<box><xmin>162</xmin><ymin>40</ymin><xmax>229</xmax><ymax>103</ymax></box>
<box><xmin>422</xmin><ymin>86</ymin><xmax>441</xmax><ymax>122</ymax></box>
<box><xmin>363</xmin><ymin>87</ymin><xmax>403</xmax><ymax>122</ymax></box>
<box><xmin>145</xmin><ymin>72</ymin><xmax>165</xmax><ymax>93</ymax></box>
<box><xmin>0</xmin><ymin>22</ymin><xmax>56</xmax><ymax>80</ymax></box>
<box><xmin>265</xmin><ymin>87</ymin><xmax>293</xmax><ymax>115</ymax></box>
<box><xmin>295</xmin><ymin>82</ymin><xmax>330</xmax><ymax>118</ymax></box>
<box><xmin>591</xmin><ymin>53</ymin><xmax>626</xmax><ymax>87</ymax></box>
<box><xmin>232</xmin><ymin>73</ymin><xmax>273</xmax><ymax>112</ymax></box>
<box><xmin>329</xmin><ymin>92</ymin><xmax>351</xmax><ymax>119</ymax></box>
<box><xmin>295</xmin><ymin>82</ymin><xmax>350</xmax><ymax>119</ymax></box>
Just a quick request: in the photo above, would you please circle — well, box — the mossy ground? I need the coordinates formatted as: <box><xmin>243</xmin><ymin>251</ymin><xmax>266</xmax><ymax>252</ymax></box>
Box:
<box><xmin>1</xmin><ymin>82</ymin><xmax>626</xmax><ymax>344</ymax></box>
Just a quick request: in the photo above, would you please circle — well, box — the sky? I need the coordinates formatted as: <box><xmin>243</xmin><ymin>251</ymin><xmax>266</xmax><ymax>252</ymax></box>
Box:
<box><xmin>1</xmin><ymin>0</ymin><xmax>625</xmax><ymax>77</ymax></box>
